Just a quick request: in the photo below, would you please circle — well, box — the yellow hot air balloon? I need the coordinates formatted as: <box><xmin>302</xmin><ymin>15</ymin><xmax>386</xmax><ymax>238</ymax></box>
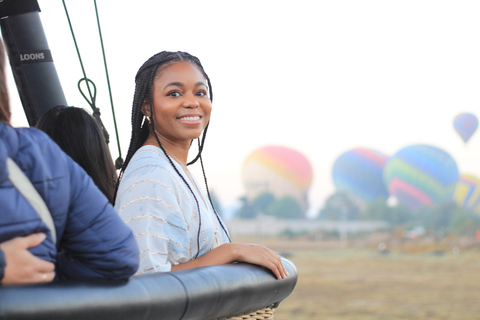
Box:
<box><xmin>453</xmin><ymin>174</ymin><xmax>480</xmax><ymax>214</ymax></box>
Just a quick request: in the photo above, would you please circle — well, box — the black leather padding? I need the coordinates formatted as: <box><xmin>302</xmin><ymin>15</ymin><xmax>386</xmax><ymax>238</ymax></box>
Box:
<box><xmin>0</xmin><ymin>258</ymin><xmax>298</xmax><ymax>320</ymax></box>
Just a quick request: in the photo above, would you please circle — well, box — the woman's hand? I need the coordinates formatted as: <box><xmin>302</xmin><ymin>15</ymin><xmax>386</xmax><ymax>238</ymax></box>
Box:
<box><xmin>231</xmin><ymin>243</ymin><xmax>288</xmax><ymax>280</ymax></box>
<box><xmin>171</xmin><ymin>242</ymin><xmax>288</xmax><ymax>280</ymax></box>
<box><xmin>0</xmin><ymin>233</ymin><xmax>55</xmax><ymax>284</ymax></box>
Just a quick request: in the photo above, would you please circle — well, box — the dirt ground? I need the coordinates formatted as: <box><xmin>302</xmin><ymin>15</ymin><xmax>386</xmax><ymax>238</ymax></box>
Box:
<box><xmin>236</xmin><ymin>236</ymin><xmax>480</xmax><ymax>320</ymax></box>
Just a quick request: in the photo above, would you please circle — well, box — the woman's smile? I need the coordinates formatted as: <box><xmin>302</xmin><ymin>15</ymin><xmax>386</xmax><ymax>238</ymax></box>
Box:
<box><xmin>177</xmin><ymin>114</ymin><xmax>202</xmax><ymax>125</ymax></box>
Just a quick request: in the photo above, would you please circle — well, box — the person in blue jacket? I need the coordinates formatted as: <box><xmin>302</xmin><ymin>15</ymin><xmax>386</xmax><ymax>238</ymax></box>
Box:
<box><xmin>0</xmin><ymin>39</ymin><xmax>139</xmax><ymax>283</ymax></box>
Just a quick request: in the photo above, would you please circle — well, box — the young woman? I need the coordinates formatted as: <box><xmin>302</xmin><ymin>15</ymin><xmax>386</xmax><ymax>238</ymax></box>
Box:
<box><xmin>115</xmin><ymin>51</ymin><xmax>287</xmax><ymax>279</ymax></box>
<box><xmin>36</xmin><ymin>106</ymin><xmax>117</xmax><ymax>204</ymax></box>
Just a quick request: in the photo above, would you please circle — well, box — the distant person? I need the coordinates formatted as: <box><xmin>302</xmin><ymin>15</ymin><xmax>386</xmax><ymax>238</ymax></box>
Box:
<box><xmin>0</xmin><ymin>38</ymin><xmax>139</xmax><ymax>282</ymax></box>
<box><xmin>36</xmin><ymin>105</ymin><xmax>117</xmax><ymax>204</ymax></box>
<box><xmin>115</xmin><ymin>51</ymin><xmax>287</xmax><ymax>279</ymax></box>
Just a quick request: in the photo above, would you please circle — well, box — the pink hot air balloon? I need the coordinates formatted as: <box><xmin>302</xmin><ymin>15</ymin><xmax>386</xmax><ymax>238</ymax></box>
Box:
<box><xmin>453</xmin><ymin>113</ymin><xmax>478</xmax><ymax>143</ymax></box>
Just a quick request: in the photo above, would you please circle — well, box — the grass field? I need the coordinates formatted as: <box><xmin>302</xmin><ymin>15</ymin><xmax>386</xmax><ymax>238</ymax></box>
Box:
<box><xmin>243</xmin><ymin>236</ymin><xmax>480</xmax><ymax>320</ymax></box>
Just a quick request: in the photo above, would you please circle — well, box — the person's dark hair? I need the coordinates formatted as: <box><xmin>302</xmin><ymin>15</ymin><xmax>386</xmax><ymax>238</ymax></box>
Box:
<box><xmin>116</xmin><ymin>51</ymin><xmax>229</xmax><ymax>256</ymax></box>
<box><xmin>36</xmin><ymin>106</ymin><xmax>117</xmax><ymax>204</ymax></box>
<box><xmin>0</xmin><ymin>39</ymin><xmax>11</xmax><ymax>124</ymax></box>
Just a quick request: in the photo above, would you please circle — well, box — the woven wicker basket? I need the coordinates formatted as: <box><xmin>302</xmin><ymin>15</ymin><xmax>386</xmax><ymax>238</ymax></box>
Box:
<box><xmin>224</xmin><ymin>306</ymin><xmax>275</xmax><ymax>320</ymax></box>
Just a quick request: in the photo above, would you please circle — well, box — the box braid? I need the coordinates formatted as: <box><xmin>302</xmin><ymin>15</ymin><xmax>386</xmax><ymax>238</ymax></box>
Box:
<box><xmin>115</xmin><ymin>51</ymin><xmax>230</xmax><ymax>258</ymax></box>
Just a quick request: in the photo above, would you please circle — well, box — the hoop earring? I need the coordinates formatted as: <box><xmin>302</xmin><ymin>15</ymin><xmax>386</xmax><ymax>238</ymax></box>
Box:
<box><xmin>145</xmin><ymin>116</ymin><xmax>151</xmax><ymax>123</ymax></box>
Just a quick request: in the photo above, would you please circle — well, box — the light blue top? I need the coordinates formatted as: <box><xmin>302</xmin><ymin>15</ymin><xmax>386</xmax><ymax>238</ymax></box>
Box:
<box><xmin>115</xmin><ymin>146</ymin><xmax>229</xmax><ymax>275</ymax></box>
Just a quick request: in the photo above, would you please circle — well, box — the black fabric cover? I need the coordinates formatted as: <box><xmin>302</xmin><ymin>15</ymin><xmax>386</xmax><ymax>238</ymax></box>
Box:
<box><xmin>0</xmin><ymin>0</ymin><xmax>40</xmax><ymax>18</ymax></box>
<box><xmin>0</xmin><ymin>258</ymin><xmax>297</xmax><ymax>320</ymax></box>
<box><xmin>0</xmin><ymin>9</ymin><xmax>67</xmax><ymax>126</ymax></box>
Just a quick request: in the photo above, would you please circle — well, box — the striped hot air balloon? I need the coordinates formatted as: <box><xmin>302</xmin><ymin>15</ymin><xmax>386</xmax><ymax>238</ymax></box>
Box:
<box><xmin>332</xmin><ymin>148</ymin><xmax>389</xmax><ymax>205</ymax></box>
<box><xmin>453</xmin><ymin>113</ymin><xmax>478</xmax><ymax>143</ymax></box>
<box><xmin>383</xmin><ymin>145</ymin><xmax>459</xmax><ymax>211</ymax></box>
<box><xmin>453</xmin><ymin>174</ymin><xmax>480</xmax><ymax>214</ymax></box>
<box><xmin>242</xmin><ymin>145</ymin><xmax>313</xmax><ymax>210</ymax></box>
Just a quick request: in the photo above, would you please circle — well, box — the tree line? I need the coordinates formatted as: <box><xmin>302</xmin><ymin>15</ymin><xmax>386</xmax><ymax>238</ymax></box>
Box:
<box><xmin>233</xmin><ymin>190</ymin><xmax>480</xmax><ymax>236</ymax></box>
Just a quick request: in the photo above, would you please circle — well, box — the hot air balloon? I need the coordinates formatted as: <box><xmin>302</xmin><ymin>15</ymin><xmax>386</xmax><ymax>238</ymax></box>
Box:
<box><xmin>453</xmin><ymin>113</ymin><xmax>478</xmax><ymax>143</ymax></box>
<box><xmin>332</xmin><ymin>148</ymin><xmax>389</xmax><ymax>205</ymax></box>
<box><xmin>383</xmin><ymin>145</ymin><xmax>459</xmax><ymax>211</ymax></box>
<box><xmin>453</xmin><ymin>174</ymin><xmax>480</xmax><ymax>214</ymax></box>
<box><xmin>242</xmin><ymin>145</ymin><xmax>313</xmax><ymax>211</ymax></box>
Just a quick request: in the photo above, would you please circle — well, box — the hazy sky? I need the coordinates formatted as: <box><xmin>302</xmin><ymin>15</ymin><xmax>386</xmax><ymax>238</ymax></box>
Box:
<box><xmin>7</xmin><ymin>1</ymin><xmax>480</xmax><ymax>217</ymax></box>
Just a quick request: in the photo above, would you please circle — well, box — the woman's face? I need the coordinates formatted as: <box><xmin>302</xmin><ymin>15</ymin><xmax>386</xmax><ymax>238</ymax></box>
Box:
<box><xmin>143</xmin><ymin>61</ymin><xmax>212</xmax><ymax>145</ymax></box>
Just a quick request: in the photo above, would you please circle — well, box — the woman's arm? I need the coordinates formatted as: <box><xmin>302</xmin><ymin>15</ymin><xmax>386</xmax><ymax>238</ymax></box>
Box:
<box><xmin>171</xmin><ymin>243</ymin><xmax>288</xmax><ymax>280</ymax></box>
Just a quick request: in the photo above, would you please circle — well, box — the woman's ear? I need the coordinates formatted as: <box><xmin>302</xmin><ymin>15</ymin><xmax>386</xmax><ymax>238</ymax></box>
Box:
<box><xmin>141</xmin><ymin>100</ymin><xmax>150</xmax><ymax>119</ymax></box>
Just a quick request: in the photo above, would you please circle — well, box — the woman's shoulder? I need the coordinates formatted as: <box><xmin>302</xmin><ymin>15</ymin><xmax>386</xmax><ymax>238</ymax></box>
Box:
<box><xmin>115</xmin><ymin>146</ymin><xmax>186</xmax><ymax>212</ymax></box>
<box><xmin>16</xmin><ymin>126</ymin><xmax>51</xmax><ymax>140</ymax></box>
<box><xmin>1</xmin><ymin>124</ymin><xmax>54</xmax><ymax>153</ymax></box>
<box><xmin>130</xmin><ymin>145</ymin><xmax>170</xmax><ymax>167</ymax></box>
<box><xmin>1</xmin><ymin>125</ymin><xmax>70</xmax><ymax>175</ymax></box>
<box><xmin>120</xmin><ymin>146</ymin><xmax>177</xmax><ymax>185</ymax></box>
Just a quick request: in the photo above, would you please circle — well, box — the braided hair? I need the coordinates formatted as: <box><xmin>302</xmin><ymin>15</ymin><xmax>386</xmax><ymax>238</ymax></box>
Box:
<box><xmin>115</xmin><ymin>51</ymin><xmax>230</xmax><ymax>258</ymax></box>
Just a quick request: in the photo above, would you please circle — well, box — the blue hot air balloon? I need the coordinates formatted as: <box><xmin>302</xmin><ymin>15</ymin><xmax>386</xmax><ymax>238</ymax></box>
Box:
<box><xmin>383</xmin><ymin>145</ymin><xmax>459</xmax><ymax>211</ymax></box>
<box><xmin>332</xmin><ymin>148</ymin><xmax>389</xmax><ymax>205</ymax></box>
<box><xmin>453</xmin><ymin>113</ymin><xmax>478</xmax><ymax>143</ymax></box>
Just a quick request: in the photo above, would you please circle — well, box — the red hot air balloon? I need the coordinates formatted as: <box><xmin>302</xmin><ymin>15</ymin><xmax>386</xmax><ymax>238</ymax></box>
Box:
<box><xmin>453</xmin><ymin>113</ymin><xmax>478</xmax><ymax>143</ymax></box>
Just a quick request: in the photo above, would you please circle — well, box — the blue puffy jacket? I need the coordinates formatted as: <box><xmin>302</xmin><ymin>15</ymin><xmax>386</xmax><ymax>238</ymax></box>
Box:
<box><xmin>0</xmin><ymin>122</ymin><xmax>139</xmax><ymax>280</ymax></box>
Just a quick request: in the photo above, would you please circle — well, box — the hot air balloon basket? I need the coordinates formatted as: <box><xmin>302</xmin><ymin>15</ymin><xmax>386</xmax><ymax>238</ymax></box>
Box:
<box><xmin>223</xmin><ymin>305</ymin><xmax>276</xmax><ymax>320</ymax></box>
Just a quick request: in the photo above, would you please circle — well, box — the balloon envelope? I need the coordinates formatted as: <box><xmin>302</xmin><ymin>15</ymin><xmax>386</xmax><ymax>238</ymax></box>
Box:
<box><xmin>383</xmin><ymin>145</ymin><xmax>459</xmax><ymax>210</ymax></box>
<box><xmin>453</xmin><ymin>174</ymin><xmax>480</xmax><ymax>214</ymax></box>
<box><xmin>332</xmin><ymin>148</ymin><xmax>389</xmax><ymax>203</ymax></box>
<box><xmin>242</xmin><ymin>145</ymin><xmax>313</xmax><ymax>210</ymax></box>
<box><xmin>453</xmin><ymin>113</ymin><xmax>478</xmax><ymax>143</ymax></box>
